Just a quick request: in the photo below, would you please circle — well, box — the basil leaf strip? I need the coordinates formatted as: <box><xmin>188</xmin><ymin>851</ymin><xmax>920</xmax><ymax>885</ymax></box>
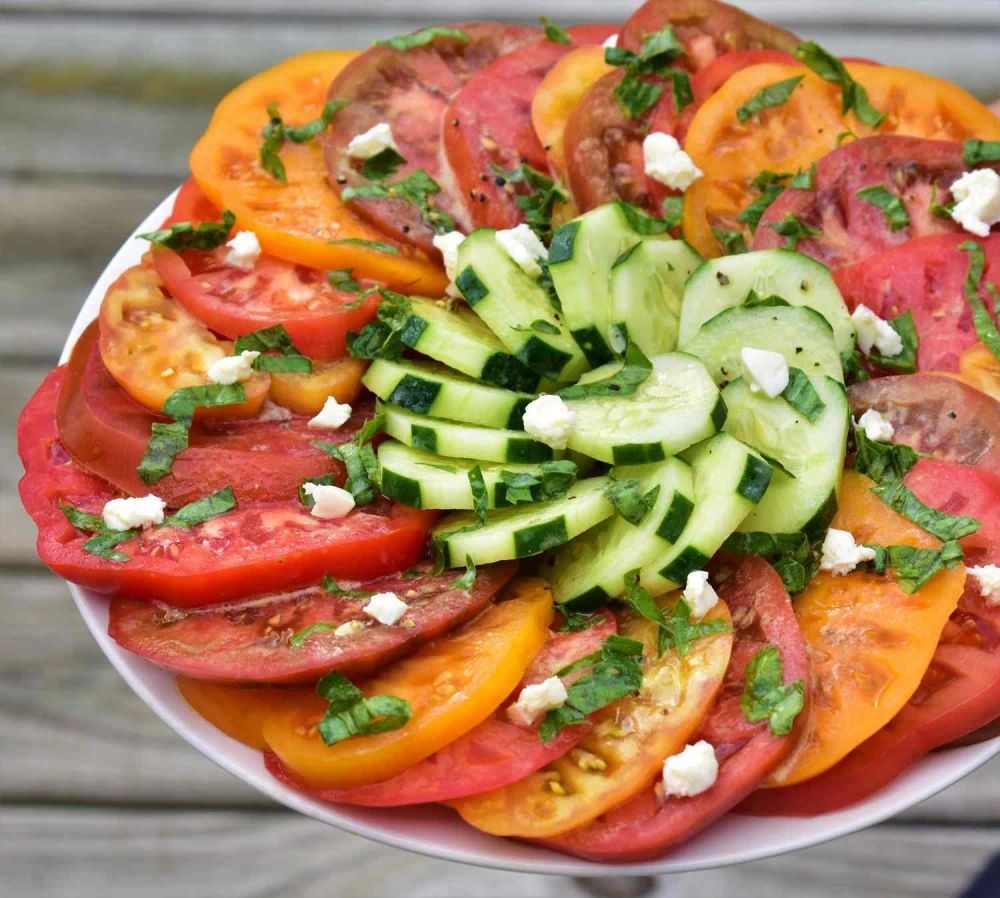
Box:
<box><xmin>735</xmin><ymin>76</ymin><xmax>803</xmax><ymax>123</ymax></box>
<box><xmin>342</xmin><ymin>170</ymin><xmax>455</xmax><ymax>235</ymax></box>
<box><xmin>856</xmin><ymin>184</ymin><xmax>911</xmax><ymax>232</ymax></box>
<box><xmin>741</xmin><ymin>645</ymin><xmax>804</xmax><ymax>736</ymax></box>
<box><xmin>712</xmin><ymin>227</ymin><xmax>748</xmax><ymax>255</ymax></box>
<box><xmin>450</xmin><ymin>555</ymin><xmax>477</xmax><ymax>591</ymax></box>
<box><xmin>884</xmin><ymin>541</ymin><xmax>964</xmax><ymax>593</ymax></box>
<box><xmin>558</xmin><ymin>342</ymin><xmax>653</xmax><ymax>400</ymax></box>
<box><xmin>235</xmin><ymin>324</ymin><xmax>312</xmax><ymax>374</ymax></box>
<box><xmin>315</xmin><ymin>671</ymin><xmax>412</xmax><ymax>746</ymax></box>
<box><xmin>851</xmin><ymin>428</ymin><xmax>918</xmax><ymax>484</ymax></box>
<box><xmin>959</xmin><ymin>241</ymin><xmax>1000</xmax><ymax>362</ymax></box>
<box><xmin>793</xmin><ymin>41</ymin><xmax>885</xmax><ymax>127</ymax></box>
<box><xmin>360</xmin><ymin>146</ymin><xmax>407</xmax><ymax>181</ymax></box>
<box><xmin>493</xmin><ymin>163</ymin><xmax>570</xmax><ymax>243</ymax></box>
<box><xmin>604</xmin><ymin>477</ymin><xmax>660</xmax><ymax>526</ymax></box>
<box><xmin>872</xmin><ymin>479</ymin><xmax>980</xmax><ymax>541</ymax></box>
<box><xmin>164</xmin><ymin>487</ymin><xmax>237</xmax><ymax>528</ymax></box>
<box><xmin>964</xmin><ymin>139</ymin><xmax>1000</xmax><ymax>166</ymax></box>
<box><xmin>867</xmin><ymin>311</ymin><xmax>918</xmax><ymax>373</ymax></box>
<box><xmin>138</xmin><ymin>210</ymin><xmax>236</xmax><ymax>252</ymax></box>
<box><xmin>328</xmin><ymin>237</ymin><xmax>400</xmax><ymax>255</ymax></box>
<box><xmin>61</xmin><ymin>505</ymin><xmax>137</xmax><ymax>562</ymax></box>
<box><xmin>539</xmin><ymin>16</ymin><xmax>571</xmax><ymax>44</ymax></box>
<box><xmin>322</xmin><ymin>576</ymin><xmax>374</xmax><ymax>598</ymax></box>
<box><xmin>767</xmin><ymin>213</ymin><xmax>821</xmax><ymax>250</ymax></box>
<box><xmin>375</xmin><ymin>27</ymin><xmax>470</xmax><ymax>51</ymax></box>
<box><xmin>781</xmin><ymin>368</ymin><xmax>826</xmax><ymax>423</ymax></box>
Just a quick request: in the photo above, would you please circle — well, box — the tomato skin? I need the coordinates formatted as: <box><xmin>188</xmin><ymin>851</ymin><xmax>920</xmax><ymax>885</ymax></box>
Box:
<box><xmin>689</xmin><ymin>49</ymin><xmax>795</xmax><ymax>101</ymax></box>
<box><xmin>169</xmin><ymin>177</ymin><xmax>222</xmax><ymax>225</ymax></box>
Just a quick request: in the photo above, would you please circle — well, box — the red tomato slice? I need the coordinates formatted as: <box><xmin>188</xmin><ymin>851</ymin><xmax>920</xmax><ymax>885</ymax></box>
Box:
<box><xmin>545</xmin><ymin>555</ymin><xmax>807</xmax><ymax>862</ymax></box>
<box><xmin>168</xmin><ymin>177</ymin><xmax>222</xmax><ymax>225</ymax></box>
<box><xmin>849</xmin><ymin>374</ymin><xmax>1000</xmax><ymax>477</ymax></box>
<box><xmin>324</xmin><ymin>23</ymin><xmax>539</xmax><ymax>253</ymax></box>
<box><xmin>266</xmin><ymin>609</ymin><xmax>617</xmax><ymax>806</ymax></box>
<box><xmin>443</xmin><ymin>24</ymin><xmax>616</xmax><ymax>230</ymax></box>
<box><xmin>109</xmin><ymin>561</ymin><xmax>516</xmax><ymax>683</ymax></box>
<box><xmin>57</xmin><ymin>323</ymin><xmax>350</xmax><ymax>507</ymax></box>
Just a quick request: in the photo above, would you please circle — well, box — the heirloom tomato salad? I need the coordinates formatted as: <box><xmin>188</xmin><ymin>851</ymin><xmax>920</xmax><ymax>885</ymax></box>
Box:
<box><xmin>17</xmin><ymin>0</ymin><xmax>1000</xmax><ymax>862</ymax></box>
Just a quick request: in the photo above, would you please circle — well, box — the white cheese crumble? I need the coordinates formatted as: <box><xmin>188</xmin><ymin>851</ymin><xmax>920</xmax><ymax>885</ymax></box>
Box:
<box><xmin>224</xmin><ymin>230</ymin><xmax>261</xmax><ymax>271</ymax></box>
<box><xmin>851</xmin><ymin>304</ymin><xmax>903</xmax><ymax>358</ymax></box>
<box><xmin>303</xmin><ymin>483</ymin><xmax>356</xmax><ymax>520</ymax></box>
<box><xmin>207</xmin><ymin>350</ymin><xmax>259</xmax><ymax>385</ymax></box>
<box><xmin>346</xmin><ymin>122</ymin><xmax>399</xmax><ymax>160</ymax></box>
<box><xmin>507</xmin><ymin>676</ymin><xmax>568</xmax><ymax>727</ymax></box>
<box><xmin>642</xmin><ymin>132</ymin><xmax>703</xmax><ymax>192</ymax></box>
<box><xmin>364</xmin><ymin>591</ymin><xmax>409</xmax><ymax>626</ymax></box>
<box><xmin>819</xmin><ymin>528</ymin><xmax>877</xmax><ymax>576</ymax></box>
<box><xmin>308</xmin><ymin>397</ymin><xmax>353</xmax><ymax>430</ymax></box>
<box><xmin>950</xmin><ymin>169</ymin><xmax>1000</xmax><ymax>238</ymax></box>
<box><xmin>741</xmin><ymin>347</ymin><xmax>789</xmax><ymax>398</ymax></box>
<box><xmin>334</xmin><ymin>620</ymin><xmax>364</xmax><ymax>637</ymax></box>
<box><xmin>496</xmin><ymin>223</ymin><xmax>549</xmax><ymax>279</ymax></box>
<box><xmin>662</xmin><ymin>740</ymin><xmax>718</xmax><ymax>798</ymax></box>
<box><xmin>968</xmin><ymin>565</ymin><xmax>1000</xmax><ymax>607</ymax></box>
<box><xmin>432</xmin><ymin>230</ymin><xmax>466</xmax><ymax>298</ymax></box>
<box><xmin>856</xmin><ymin>408</ymin><xmax>894</xmax><ymax>442</ymax></box>
<box><xmin>603</xmin><ymin>33</ymin><xmax>619</xmax><ymax>49</ymax></box>
<box><xmin>102</xmin><ymin>494</ymin><xmax>166</xmax><ymax>531</ymax></box>
<box><xmin>522</xmin><ymin>394</ymin><xmax>574</xmax><ymax>450</ymax></box>
<box><xmin>683</xmin><ymin>570</ymin><xmax>720</xmax><ymax>619</ymax></box>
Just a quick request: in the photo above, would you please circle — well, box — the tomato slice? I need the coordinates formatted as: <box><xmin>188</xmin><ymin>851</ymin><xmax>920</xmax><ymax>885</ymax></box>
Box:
<box><xmin>688</xmin><ymin>48</ymin><xmax>795</xmax><ymax>101</ymax></box>
<box><xmin>324</xmin><ymin>24</ymin><xmax>539</xmax><ymax>253</ymax></box>
<box><xmin>848</xmin><ymin>374</ymin><xmax>1000</xmax><ymax>478</ymax></box>
<box><xmin>189</xmin><ymin>50</ymin><xmax>445</xmax><ymax>293</ymax></box>
<box><xmin>265</xmin><ymin>609</ymin><xmax>618</xmax><ymax>806</ymax></box>
<box><xmin>766</xmin><ymin>470</ymin><xmax>965</xmax><ymax>787</ymax></box>
<box><xmin>266</xmin><ymin>356</ymin><xmax>368</xmax><ymax>416</ymax></box>
<box><xmin>168</xmin><ymin>177</ymin><xmax>222</xmax><ymax>225</ymax></box>
<box><xmin>262</xmin><ymin>578</ymin><xmax>553</xmax><ymax>789</ymax></box>
<box><xmin>449</xmin><ymin>598</ymin><xmax>732</xmax><ymax>838</ymax></box>
<box><xmin>110</xmin><ymin>562</ymin><xmax>515</xmax><ymax>683</ymax></box>
<box><xmin>950</xmin><ymin>340</ymin><xmax>1000</xmax><ymax>404</ymax></box>
<box><xmin>545</xmin><ymin>556</ymin><xmax>807</xmax><ymax>862</ymax></box>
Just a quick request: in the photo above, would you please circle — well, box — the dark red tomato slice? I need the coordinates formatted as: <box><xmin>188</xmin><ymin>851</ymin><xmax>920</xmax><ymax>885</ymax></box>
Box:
<box><xmin>324</xmin><ymin>23</ymin><xmax>539</xmax><ymax>253</ymax></box>
<box><xmin>20</xmin><ymin>366</ymin><xmax>435</xmax><ymax>605</ymax></box>
<box><xmin>168</xmin><ymin>177</ymin><xmax>222</xmax><ymax>225</ymax></box>
<box><xmin>753</xmin><ymin>136</ymin><xmax>1000</xmax><ymax>269</ymax></box>
<box><xmin>109</xmin><ymin>561</ymin><xmax>516</xmax><ymax>683</ymax></box>
<box><xmin>834</xmin><ymin>233</ymin><xmax>1000</xmax><ymax>372</ymax></box>
<box><xmin>849</xmin><ymin>374</ymin><xmax>1000</xmax><ymax>477</ymax></box>
<box><xmin>544</xmin><ymin>555</ymin><xmax>807</xmax><ymax>862</ymax></box>
<box><xmin>266</xmin><ymin>609</ymin><xmax>617</xmax><ymax>806</ymax></box>
<box><xmin>57</xmin><ymin>322</ymin><xmax>350</xmax><ymax>507</ymax></box>
<box><xmin>443</xmin><ymin>24</ymin><xmax>616</xmax><ymax>229</ymax></box>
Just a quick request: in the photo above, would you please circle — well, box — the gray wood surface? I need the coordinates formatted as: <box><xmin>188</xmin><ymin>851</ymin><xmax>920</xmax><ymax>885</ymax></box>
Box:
<box><xmin>3</xmin><ymin>1</ymin><xmax>1000</xmax><ymax>895</ymax></box>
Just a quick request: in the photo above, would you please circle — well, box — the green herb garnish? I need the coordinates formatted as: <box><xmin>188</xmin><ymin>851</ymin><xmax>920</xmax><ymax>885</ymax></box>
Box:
<box><xmin>235</xmin><ymin>324</ymin><xmax>312</xmax><ymax>374</ymax></box>
<box><xmin>493</xmin><ymin>163</ymin><xmax>570</xmax><ymax>243</ymax></box>
<box><xmin>712</xmin><ymin>227</ymin><xmax>748</xmax><ymax>255</ymax></box>
<box><xmin>964</xmin><ymin>139</ymin><xmax>1000</xmax><ymax>166</ymax></box>
<box><xmin>539</xmin><ymin>16</ymin><xmax>571</xmax><ymax>44</ymax></box>
<box><xmin>867</xmin><ymin>311</ymin><xmax>918</xmax><ymax>373</ymax></box>
<box><xmin>315</xmin><ymin>671</ymin><xmax>412</xmax><ymax>746</ymax></box>
<box><xmin>342</xmin><ymin>170</ymin><xmax>455</xmax><ymax>235</ymax></box>
<box><xmin>604</xmin><ymin>477</ymin><xmax>660</xmax><ymax>525</ymax></box>
<box><xmin>767</xmin><ymin>213</ymin><xmax>821</xmax><ymax>250</ymax></box>
<box><xmin>328</xmin><ymin>237</ymin><xmax>400</xmax><ymax>255</ymax></box>
<box><xmin>375</xmin><ymin>27</ymin><xmax>470</xmax><ymax>51</ymax></box>
<box><xmin>781</xmin><ymin>367</ymin><xmax>826</xmax><ymax>423</ymax></box>
<box><xmin>735</xmin><ymin>76</ymin><xmax>803</xmax><ymax>123</ymax></box>
<box><xmin>959</xmin><ymin>241</ymin><xmax>1000</xmax><ymax>362</ymax></box>
<box><xmin>558</xmin><ymin>342</ymin><xmax>652</xmax><ymax>400</ymax></box>
<box><xmin>871</xmin><ymin>479</ymin><xmax>980</xmax><ymax>541</ymax></box>
<box><xmin>856</xmin><ymin>184</ymin><xmax>910</xmax><ymax>232</ymax></box>
<box><xmin>138</xmin><ymin>210</ymin><xmax>236</xmax><ymax>252</ymax></box>
<box><xmin>450</xmin><ymin>555</ymin><xmax>477</xmax><ymax>591</ymax></box>
<box><xmin>164</xmin><ymin>487</ymin><xmax>237</xmax><ymax>528</ymax></box>
<box><xmin>794</xmin><ymin>41</ymin><xmax>884</xmax><ymax>127</ymax></box>
<box><xmin>741</xmin><ymin>645</ymin><xmax>804</xmax><ymax>736</ymax></box>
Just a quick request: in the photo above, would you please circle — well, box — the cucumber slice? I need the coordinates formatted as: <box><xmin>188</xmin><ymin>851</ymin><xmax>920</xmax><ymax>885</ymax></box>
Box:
<box><xmin>610</xmin><ymin>239</ymin><xmax>702</xmax><ymax>357</ymax></box>
<box><xmin>682</xmin><ymin>304</ymin><xmax>844</xmax><ymax>385</ymax></box>
<box><xmin>391</xmin><ymin>295</ymin><xmax>543</xmax><ymax>393</ymax></box>
<box><xmin>382</xmin><ymin>405</ymin><xmax>558</xmax><ymax>464</ymax></box>
<box><xmin>544</xmin><ymin>458</ymin><xmax>696</xmax><ymax>608</ymax></box>
<box><xmin>456</xmin><ymin>229</ymin><xmax>587</xmax><ymax>383</ymax></box>
<box><xmin>638</xmin><ymin>433</ymin><xmax>774</xmax><ymax>596</ymax></box>
<box><xmin>722</xmin><ymin>374</ymin><xmax>849</xmax><ymax>538</ymax></box>
<box><xmin>362</xmin><ymin>358</ymin><xmax>534</xmax><ymax>430</ymax></box>
<box><xmin>565</xmin><ymin>352</ymin><xmax>724</xmax><ymax>464</ymax></box>
<box><xmin>377</xmin><ymin>440</ymin><xmax>576</xmax><ymax>510</ymax></box>
<box><xmin>433</xmin><ymin>477</ymin><xmax>614</xmax><ymax>567</ymax></box>
<box><xmin>678</xmin><ymin>249</ymin><xmax>856</xmax><ymax>355</ymax></box>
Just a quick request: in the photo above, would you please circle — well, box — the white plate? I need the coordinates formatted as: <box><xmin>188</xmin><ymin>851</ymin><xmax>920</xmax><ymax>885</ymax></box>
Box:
<box><xmin>61</xmin><ymin>189</ymin><xmax>1000</xmax><ymax>875</ymax></box>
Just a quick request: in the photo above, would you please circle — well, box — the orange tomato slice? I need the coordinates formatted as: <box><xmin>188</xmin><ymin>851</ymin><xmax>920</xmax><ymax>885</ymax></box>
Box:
<box><xmin>941</xmin><ymin>341</ymin><xmax>1000</xmax><ymax>403</ymax></box>
<box><xmin>177</xmin><ymin>678</ymin><xmax>299</xmax><ymax>751</ymax></box>
<box><xmin>189</xmin><ymin>50</ymin><xmax>447</xmax><ymax>294</ymax></box>
<box><xmin>268</xmin><ymin>356</ymin><xmax>368</xmax><ymax>416</ymax></box>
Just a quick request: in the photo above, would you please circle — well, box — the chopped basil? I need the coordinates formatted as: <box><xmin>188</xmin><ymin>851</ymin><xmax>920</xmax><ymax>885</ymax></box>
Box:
<box><xmin>712</xmin><ymin>227</ymin><xmax>748</xmax><ymax>255</ymax></box>
<box><xmin>614</xmin><ymin>73</ymin><xmax>663</xmax><ymax>118</ymax></box>
<box><xmin>558</xmin><ymin>609</ymin><xmax>606</xmax><ymax>632</ymax></box>
<box><xmin>347</xmin><ymin>290</ymin><xmax>412</xmax><ymax>360</ymax></box>
<box><xmin>743</xmin><ymin>291</ymin><xmax>789</xmax><ymax>309</ymax></box>
<box><xmin>539</xmin><ymin>16</ymin><xmax>571</xmax><ymax>44</ymax></box>
<box><xmin>615</xmin><ymin>199</ymin><xmax>671</xmax><ymax>235</ymax></box>
<box><xmin>959</xmin><ymin>241</ymin><xmax>1000</xmax><ymax>362</ymax></box>
<box><xmin>450</xmin><ymin>555</ymin><xmax>477</xmax><ymax>591</ymax></box>
<box><xmin>288</xmin><ymin>100</ymin><xmax>349</xmax><ymax>143</ymax></box>
<box><xmin>375</xmin><ymin>26</ymin><xmax>470</xmax><ymax>51</ymax></box>
<box><xmin>342</xmin><ymin>170</ymin><xmax>455</xmax><ymax>235</ymax></box>
<box><xmin>493</xmin><ymin>163</ymin><xmax>570</xmax><ymax>243</ymax></box>
<box><xmin>884</xmin><ymin>541</ymin><xmax>964</xmax><ymax>593</ymax></box>
<box><xmin>328</xmin><ymin>237</ymin><xmax>400</xmax><ymax>255</ymax></box>
<box><xmin>164</xmin><ymin>486</ymin><xmax>237</xmax><ymax>528</ymax></box>
<box><xmin>322</xmin><ymin>576</ymin><xmax>374</xmax><ymax>598</ymax></box>
<box><xmin>841</xmin><ymin>348</ymin><xmax>870</xmax><ymax>384</ymax></box>
<box><xmin>259</xmin><ymin>103</ymin><xmax>287</xmax><ymax>182</ymax></box>
<box><xmin>558</xmin><ymin>342</ymin><xmax>652</xmax><ymax>400</ymax></box>
<box><xmin>852</xmin><ymin>428</ymin><xmax>918</xmax><ymax>485</ymax></box>
<box><xmin>664</xmin><ymin>70</ymin><xmax>694</xmax><ymax>111</ymax></box>
<box><xmin>137</xmin><ymin>209</ymin><xmax>236</xmax><ymax>252</ymax></box>
<box><xmin>867</xmin><ymin>311</ymin><xmax>918</xmax><ymax>373</ymax></box>
<box><xmin>964</xmin><ymin>139</ymin><xmax>1000</xmax><ymax>166</ymax></box>
<box><xmin>790</xmin><ymin>164</ymin><xmax>817</xmax><ymax>190</ymax></box>
<box><xmin>328</xmin><ymin>268</ymin><xmax>362</xmax><ymax>292</ymax></box>
<box><xmin>781</xmin><ymin>367</ymin><xmax>826</xmax><ymax>423</ymax></box>
<box><xmin>872</xmin><ymin>479</ymin><xmax>980</xmax><ymax>541</ymax></box>
<box><xmin>61</xmin><ymin>505</ymin><xmax>137</xmax><ymax>562</ymax></box>
<box><xmin>856</xmin><ymin>184</ymin><xmax>911</xmax><ymax>232</ymax></box>
<box><xmin>468</xmin><ymin>466</ymin><xmax>488</xmax><ymax>526</ymax></box>
<box><xmin>288</xmin><ymin>622</ymin><xmax>342</xmax><ymax>649</ymax></box>
<box><xmin>606</xmin><ymin>25</ymin><xmax>687</xmax><ymax>118</ymax></box>
<box><xmin>315</xmin><ymin>411</ymin><xmax>382</xmax><ymax>507</ymax></box>
<box><xmin>793</xmin><ymin>41</ymin><xmax>884</xmax><ymax>127</ymax></box>
<box><xmin>163</xmin><ymin>383</ymin><xmax>247</xmax><ymax>426</ymax></box>
<box><xmin>500</xmin><ymin>460</ymin><xmax>577</xmax><ymax>505</ymax></box>
<box><xmin>235</xmin><ymin>324</ymin><xmax>312</xmax><ymax>374</ymax></box>
<box><xmin>360</xmin><ymin>146</ymin><xmax>407</xmax><ymax>181</ymax></box>
<box><xmin>315</xmin><ymin>671</ymin><xmax>412</xmax><ymax>746</ymax></box>
<box><xmin>722</xmin><ymin>531</ymin><xmax>817</xmax><ymax>594</ymax></box>
<box><xmin>735</xmin><ymin>76</ymin><xmax>803</xmax><ymax>123</ymax></box>
<box><xmin>767</xmin><ymin>213</ymin><xmax>821</xmax><ymax>250</ymax></box>
<box><xmin>623</xmin><ymin>571</ymin><xmax>730</xmax><ymax>657</ymax></box>
<box><xmin>662</xmin><ymin>195</ymin><xmax>684</xmax><ymax>230</ymax></box>
<box><xmin>738</xmin><ymin>182</ymin><xmax>786</xmax><ymax>234</ymax></box>
<box><xmin>604</xmin><ymin>477</ymin><xmax>660</xmax><ymax>525</ymax></box>
<box><xmin>740</xmin><ymin>645</ymin><xmax>804</xmax><ymax>736</ymax></box>
<box><xmin>358</xmin><ymin>403</ymin><xmax>386</xmax><ymax>446</ymax></box>
<box><xmin>253</xmin><ymin>354</ymin><xmax>312</xmax><ymax>374</ymax></box>
<box><xmin>137</xmin><ymin>422</ymin><xmax>190</xmax><ymax>485</ymax></box>
<box><xmin>929</xmin><ymin>183</ymin><xmax>956</xmax><ymax>220</ymax></box>
<box><xmin>299</xmin><ymin>474</ymin><xmax>337</xmax><ymax>508</ymax></box>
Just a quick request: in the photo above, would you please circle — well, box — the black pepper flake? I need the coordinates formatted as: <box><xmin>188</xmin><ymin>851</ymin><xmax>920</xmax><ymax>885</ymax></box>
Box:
<box><xmin>947</xmin><ymin>410</ymin><xmax>958</xmax><ymax>419</ymax></box>
<box><xmin>479</xmin><ymin>193</ymin><xmax>487</xmax><ymax>203</ymax></box>
<box><xmin>494</xmin><ymin>176</ymin><xmax>507</xmax><ymax>187</ymax></box>
<box><xmin>716</xmin><ymin>272</ymin><xmax>730</xmax><ymax>286</ymax></box>
<box><xmin>451</xmin><ymin>118</ymin><xmax>460</xmax><ymax>127</ymax></box>
<box><xmin>401</xmin><ymin>225</ymin><xmax>411</xmax><ymax>234</ymax></box>
<box><xmin>795</xmin><ymin>347</ymin><xmax>803</xmax><ymax>354</ymax></box>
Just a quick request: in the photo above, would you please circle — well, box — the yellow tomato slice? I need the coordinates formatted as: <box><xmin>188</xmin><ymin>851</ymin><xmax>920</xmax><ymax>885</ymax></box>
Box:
<box><xmin>941</xmin><ymin>341</ymin><xmax>1000</xmax><ymax>403</ymax></box>
<box><xmin>262</xmin><ymin>578</ymin><xmax>553</xmax><ymax>789</ymax></box>
<box><xmin>449</xmin><ymin>597</ymin><xmax>732</xmax><ymax>838</ymax></box>
<box><xmin>268</xmin><ymin>356</ymin><xmax>368</xmax><ymax>416</ymax></box>
<box><xmin>767</xmin><ymin>470</ymin><xmax>966</xmax><ymax>787</ymax></box>
<box><xmin>177</xmin><ymin>678</ymin><xmax>303</xmax><ymax>751</ymax></box>
<box><xmin>189</xmin><ymin>50</ymin><xmax>447</xmax><ymax>294</ymax></box>
<box><xmin>98</xmin><ymin>264</ymin><xmax>268</xmax><ymax>418</ymax></box>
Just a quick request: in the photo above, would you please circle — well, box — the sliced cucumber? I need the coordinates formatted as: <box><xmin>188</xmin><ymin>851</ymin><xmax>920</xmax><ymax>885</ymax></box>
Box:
<box><xmin>565</xmin><ymin>352</ymin><xmax>724</xmax><ymax>465</ymax></box>
<box><xmin>433</xmin><ymin>477</ymin><xmax>613</xmax><ymax>567</ymax></box>
<box><xmin>382</xmin><ymin>405</ymin><xmax>558</xmax><ymax>464</ymax></box>
<box><xmin>544</xmin><ymin>458</ymin><xmax>696</xmax><ymax>608</ymax></box>
<box><xmin>678</xmin><ymin>249</ymin><xmax>856</xmax><ymax>355</ymax></box>
<box><xmin>610</xmin><ymin>239</ymin><xmax>702</xmax><ymax>357</ymax></box>
<box><xmin>722</xmin><ymin>374</ymin><xmax>849</xmax><ymax>538</ymax></box>
<box><xmin>390</xmin><ymin>295</ymin><xmax>543</xmax><ymax>393</ymax></box>
<box><xmin>362</xmin><ymin>358</ymin><xmax>534</xmax><ymax>431</ymax></box>
<box><xmin>682</xmin><ymin>304</ymin><xmax>844</xmax><ymax>385</ymax></box>
<box><xmin>638</xmin><ymin>433</ymin><xmax>774</xmax><ymax>595</ymax></box>
<box><xmin>456</xmin><ymin>229</ymin><xmax>587</xmax><ymax>383</ymax></box>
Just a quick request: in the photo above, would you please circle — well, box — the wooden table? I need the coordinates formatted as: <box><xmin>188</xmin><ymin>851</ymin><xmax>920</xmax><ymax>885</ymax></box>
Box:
<box><xmin>4</xmin><ymin>2</ymin><xmax>1000</xmax><ymax>894</ymax></box>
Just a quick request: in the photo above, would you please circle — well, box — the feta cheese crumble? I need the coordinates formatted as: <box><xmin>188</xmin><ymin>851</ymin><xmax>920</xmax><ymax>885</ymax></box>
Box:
<box><xmin>507</xmin><ymin>676</ymin><xmax>568</xmax><ymax>727</ymax></box>
<box><xmin>496</xmin><ymin>223</ymin><xmax>548</xmax><ymax>279</ymax></box>
<box><xmin>224</xmin><ymin>230</ymin><xmax>261</xmax><ymax>271</ymax></box>
<box><xmin>683</xmin><ymin>570</ymin><xmax>720</xmax><ymax>619</ymax></box>
<box><xmin>851</xmin><ymin>304</ymin><xmax>903</xmax><ymax>358</ymax></box>
<box><xmin>950</xmin><ymin>168</ymin><xmax>1000</xmax><ymax>238</ymax></box>
<box><xmin>819</xmin><ymin>528</ymin><xmax>877</xmax><ymax>576</ymax></box>
<box><xmin>206</xmin><ymin>350</ymin><xmax>259</xmax><ymax>385</ymax></box>
<box><xmin>968</xmin><ymin>565</ymin><xmax>1000</xmax><ymax>606</ymax></box>
<box><xmin>856</xmin><ymin>408</ymin><xmax>894</xmax><ymax>442</ymax></box>
<box><xmin>603</xmin><ymin>33</ymin><xmax>619</xmax><ymax>49</ymax></box>
<box><xmin>308</xmin><ymin>397</ymin><xmax>353</xmax><ymax>430</ymax></box>
<box><xmin>741</xmin><ymin>347</ymin><xmax>789</xmax><ymax>398</ymax></box>
<box><xmin>102</xmin><ymin>494</ymin><xmax>166</xmax><ymax>531</ymax></box>
<box><xmin>334</xmin><ymin>620</ymin><xmax>364</xmax><ymax>637</ymax></box>
<box><xmin>303</xmin><ymin>483</ymin><xmax>356</xmax><ymax>520</ymax></box>
<box><xmin>642</xmin><ymin>132</ymin><xmax>703</xmax><ymax>192</ymax></box>
<box><xmin>522</xmin><ymin>394</ymin><xmax>574</xmax><ymax>450</ymax></box>
<box><xmin>346</xmin><ymin>122</ymin><xmax>399</xmax><ymax>160</ymax></box>
<box><xmin>432</xmin><ymin>230</ymin><xmax>465</xmax><ymax>298</ymax></box>
<box><xmin>662</xmin><ymin>741</ymin><xmax>718</xmax><ymax>798</ymax></box>
<box><xmin>364</xmin><ymin>591</ymin><xmax>409</xmax><ymax>626</ymax></box>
